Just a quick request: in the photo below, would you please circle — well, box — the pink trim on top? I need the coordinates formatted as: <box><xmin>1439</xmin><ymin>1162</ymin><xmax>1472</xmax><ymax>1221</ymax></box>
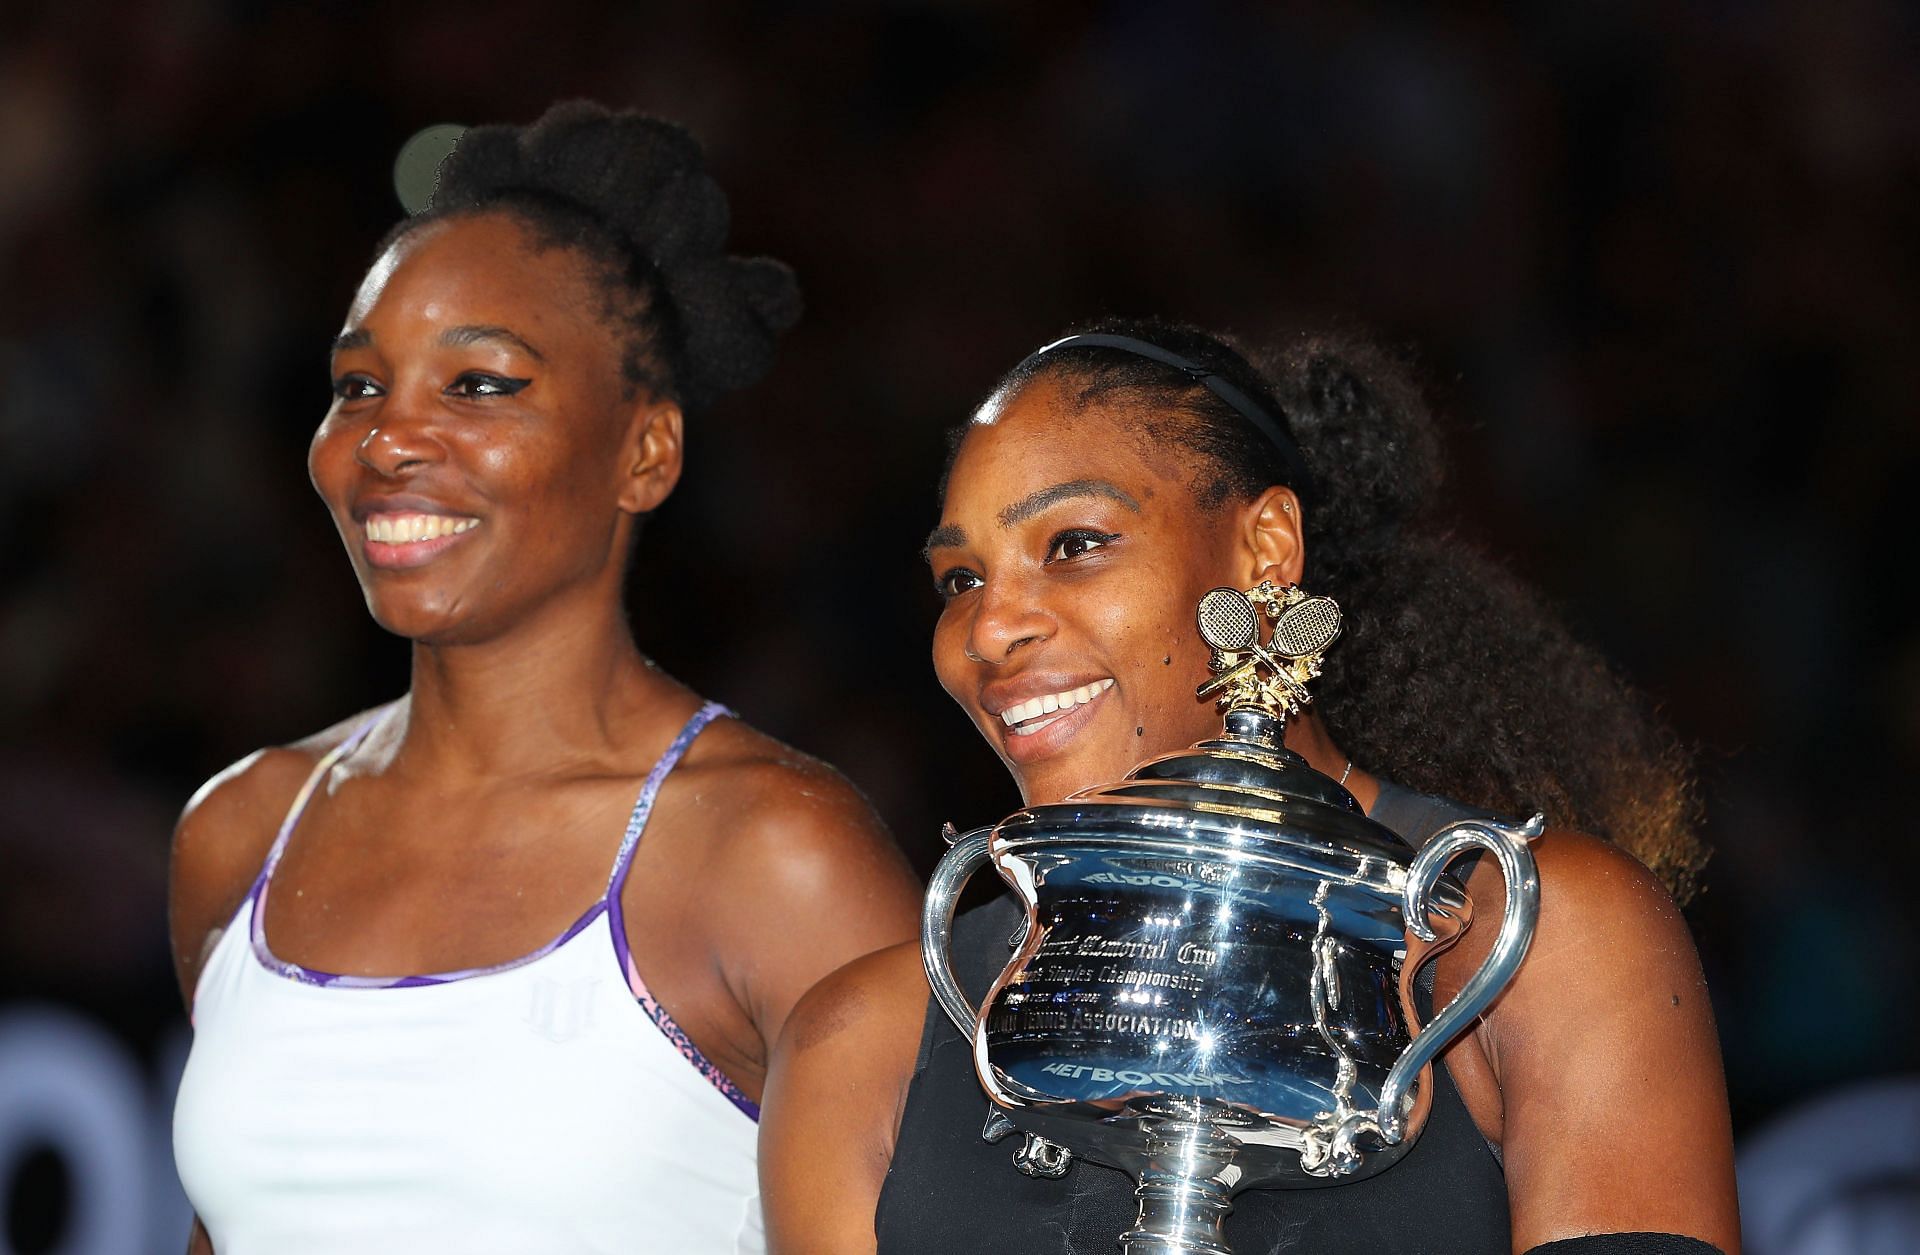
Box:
<box><xmin>604</xmin><ymin>702</ymin><xmax>761</xmax><ymax>1120</ymax></box>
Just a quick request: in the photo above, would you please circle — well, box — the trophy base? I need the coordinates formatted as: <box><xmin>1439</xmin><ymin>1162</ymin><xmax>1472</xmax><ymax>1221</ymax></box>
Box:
<box><xmin>1117</xmin><ymin>1119</ymin><xmax>1240</xmax><ymax>1255</ymax></box>
<box><xmin>1118</xmin><ymin>1174</ymin><xmax>1234</xmax><ymax>1254</ymax></box>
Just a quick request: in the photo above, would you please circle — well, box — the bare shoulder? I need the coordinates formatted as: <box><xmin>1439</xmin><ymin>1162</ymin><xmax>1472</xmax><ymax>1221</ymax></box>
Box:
<box><xmin>1504</xmin><ymin>825</ymin><xmax>1697</xmax><ymax>987</ymax></box>
<box><xmin>674</xmin><ymin>716</ymin><xmax>915</xmax><ymax>889</ymax></box>
<box><xmin>1434</xmin><ymin>825</ymin><xmax>1716</xmax><ymax>1133</ymax></box>
<box><xmin>168</xmin><ymin>705</ymin><xmax>393</xmax><ymax>1002</ymax></box>
<box><xmin>657</xmin><ymin>715</ymin><xmax>922</xmax><ymax>1044</ymax></box>
<box><xmin>1445</xmin><ymin>825</ymin><xmax>1706</xmax><ymax>1053</ymax></box>
<box><xmin>1532</xmin><ymin>823</ymin><xmax>1683</xmax><ymax>906</ymax></box>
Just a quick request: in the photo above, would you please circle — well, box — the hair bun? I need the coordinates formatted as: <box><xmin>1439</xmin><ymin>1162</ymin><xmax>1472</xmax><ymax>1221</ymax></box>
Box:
<box><xmin>424</xmin><ymin>100</ymin><xmax>801</xmax><ymax>411</ymax></box>
<box><xmin>664</xmin><ymin>255</ymin><xmax>803</xmax><ymax>405</ymax></box>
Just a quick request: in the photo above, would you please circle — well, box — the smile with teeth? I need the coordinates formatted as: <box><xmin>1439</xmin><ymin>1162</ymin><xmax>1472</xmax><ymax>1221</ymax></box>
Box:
<box><xmin>1000</xmin><ymin>678</ymin><xmax>1115</xmax><ymax>736</ymax></box>
<box><xmin>364</xmin><ymin>513</ymin><xmax>480</xmax><ymax>544</ymax></box>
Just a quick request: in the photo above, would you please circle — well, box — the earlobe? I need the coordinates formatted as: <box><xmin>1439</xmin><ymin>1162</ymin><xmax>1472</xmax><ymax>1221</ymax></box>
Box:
<box><xmin>618</xmin><ymin>400</ymin><xmax>685</xmax><ymax>515</ymax></box>
<box><xmin>1239</xmin><ymin>486</ymin><xmax>1306</xmax><ymax>588</ymax></box>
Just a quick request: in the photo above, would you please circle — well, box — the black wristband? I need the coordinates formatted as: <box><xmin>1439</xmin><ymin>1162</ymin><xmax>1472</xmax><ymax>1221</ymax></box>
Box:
<box><xmin>1525</xmin><ymin>1236</ymin><xmax>1725</xmax><ymax>1255</ymax></box>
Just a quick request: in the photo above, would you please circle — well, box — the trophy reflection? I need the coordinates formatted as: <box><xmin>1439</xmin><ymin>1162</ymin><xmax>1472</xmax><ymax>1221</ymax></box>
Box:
<box><xmin>923</xmin><ymin>583</ymin><xmax>1543</xmax><ymax>1254</ymax></box>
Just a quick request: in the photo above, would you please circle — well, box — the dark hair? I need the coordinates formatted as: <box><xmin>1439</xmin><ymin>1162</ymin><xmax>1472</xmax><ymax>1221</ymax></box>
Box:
<box><xmin>382</xmin><ymin>101</ymin><xmax>801</xmax><ymax>414</ymax></box>
<box><xmin>974</xmin><ymin>316</ymin><xmax>1709</xmax><ymax>902</ymax></box>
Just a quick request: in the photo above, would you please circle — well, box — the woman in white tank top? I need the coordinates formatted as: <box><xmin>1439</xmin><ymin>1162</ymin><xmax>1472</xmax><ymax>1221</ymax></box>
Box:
<box><xmin>167</xmin><ymin>103</ymin><xmax>920</xmax><ymax>1254</ymax></box>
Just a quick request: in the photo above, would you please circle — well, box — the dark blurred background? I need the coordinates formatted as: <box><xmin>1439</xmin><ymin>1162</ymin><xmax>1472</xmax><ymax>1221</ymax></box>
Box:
<box><xmin>2</xmin><ymin>2</ymin><xmax>1916</xmax><ymax>1251</ymax></box>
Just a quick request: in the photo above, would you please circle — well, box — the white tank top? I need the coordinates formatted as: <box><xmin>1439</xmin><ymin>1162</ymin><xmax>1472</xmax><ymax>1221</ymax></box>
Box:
<box><xmin>173</xmin><ymin>703</ymin><xmax>765</xmax><ymax>1254</ymax></box>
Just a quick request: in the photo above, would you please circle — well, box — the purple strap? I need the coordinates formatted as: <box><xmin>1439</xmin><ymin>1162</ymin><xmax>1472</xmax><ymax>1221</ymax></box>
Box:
<box><xmin>605</xmin><ymin>702</ymin><xmax>763</xmax><ymax>1120</ymax></box>
<box><xmin>605</xmin><ymin>700</ymin><xmax>732</xmax><ymax>901</ymax></box>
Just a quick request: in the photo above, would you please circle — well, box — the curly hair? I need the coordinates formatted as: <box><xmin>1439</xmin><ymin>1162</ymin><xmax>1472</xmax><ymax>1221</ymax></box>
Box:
<box><xmin>980</xmin><ymin>317</ymin><xmax>1709</xmax><ymax>903</ymax></box>
<box><xmin>382</xmin><ymin>101</ymin><xmax>801</xmax><ymax>413</ymax></box>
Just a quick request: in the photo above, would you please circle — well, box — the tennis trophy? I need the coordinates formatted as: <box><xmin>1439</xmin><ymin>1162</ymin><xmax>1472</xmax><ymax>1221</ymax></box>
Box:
<box><xmin>922</xmin><ymin>582</ymin><xmax>1543</xmax><ymax>1253</ymax></box>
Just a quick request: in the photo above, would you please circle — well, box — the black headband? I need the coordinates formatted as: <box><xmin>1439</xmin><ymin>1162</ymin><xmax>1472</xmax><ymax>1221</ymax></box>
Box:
<box><xmin>1019</xmin><ymin>332</ymin><xmax>1315</xmax><ymax>499</ymax></box>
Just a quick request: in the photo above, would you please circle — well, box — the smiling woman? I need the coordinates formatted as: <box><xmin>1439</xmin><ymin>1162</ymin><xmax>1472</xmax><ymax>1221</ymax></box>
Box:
<box><xmin>166</xmin><ymin>103</ymin><xmax>920</xmax><ymax>1254</ymax></box>
<box><xmin>760</xmin><ymin>319</ymin><xmax>1737</xmax><ymax>1255</ymax></box>
<box><xmin>311</xmin><ymin>211</ymin><xmax>675</xmax><ymax>642</ymax></box>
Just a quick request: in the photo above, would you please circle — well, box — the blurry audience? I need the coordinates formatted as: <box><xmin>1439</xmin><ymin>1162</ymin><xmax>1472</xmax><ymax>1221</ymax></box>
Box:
<box><xmin>1738</xmin><ymin>1077</ymin><xmax>1920</xmax><ymax>1255</ymax></box>
<box><xmin>1</xmin><ymin>0</ymin><xmax>1915</xmax><ymax>1242</ymax></box>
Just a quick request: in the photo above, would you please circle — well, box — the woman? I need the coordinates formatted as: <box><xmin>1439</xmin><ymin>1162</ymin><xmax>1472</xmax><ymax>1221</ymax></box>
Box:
<box><xmin>168</xmin><ymin>104</ymin><xmax>920</xmax><ymax>1253</ymax></box>
<box><xmin>761</xmin><ymin>321</ymin><xmax>1739</xmax><ymax>1253</ymax></box>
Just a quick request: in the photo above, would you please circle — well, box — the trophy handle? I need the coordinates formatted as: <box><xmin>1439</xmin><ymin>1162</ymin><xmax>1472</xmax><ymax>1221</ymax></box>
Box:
<box><xmin>921</xmin><ymin>825</ymin><xmax>997</xmax><ymax>1036</ymax></box>
<box><xmin>1377</xmin><ymin>812</ymin><xmax>1545</xmax><ymax>1142</ymax></box>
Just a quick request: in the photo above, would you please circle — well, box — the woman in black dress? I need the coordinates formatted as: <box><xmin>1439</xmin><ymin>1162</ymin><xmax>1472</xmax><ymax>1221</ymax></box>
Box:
<box><xmin>761</xmin><ymin>320</ymin><xmax>1737</xmax><ymax>1254</ymax></box>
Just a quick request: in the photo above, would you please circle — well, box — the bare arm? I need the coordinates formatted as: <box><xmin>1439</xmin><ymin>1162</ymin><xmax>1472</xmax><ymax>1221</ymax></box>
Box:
<box><xmin>171</xmin><ymin>727</ymin><xmax>352</xmax><ymax>1254</ymax></box>
<box><xmin>1443</xmin><ymin>831</ymin><xmax>1740</xmax><ymax>1253</ymax></box>
<box><xmin>171</xmin><ymin>768</ymin><xmax>275</xmax><ymax>1255</ymax></box>
<box><xmin>170</xmin><ymin>751</ymin><xmax>278</xmax><ymax>1003</ymax></box>
<box><xmin>761</xmin><ymin>941</ymin><xmax>926</xmax><ymax>1255</ymax></box>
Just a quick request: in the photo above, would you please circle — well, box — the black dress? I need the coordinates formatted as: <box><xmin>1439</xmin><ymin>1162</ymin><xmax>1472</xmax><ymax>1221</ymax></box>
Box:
<box><xmin>875</xmin><ymin>781</ymin><xmax>1511</xmax><ymax>1255</ymax></box>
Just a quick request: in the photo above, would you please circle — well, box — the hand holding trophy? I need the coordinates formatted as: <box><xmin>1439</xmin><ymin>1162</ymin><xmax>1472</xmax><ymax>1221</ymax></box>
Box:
<box><xmin>922</xmin><ymin>583</ymin><xmax>1544</xmax><ymax>1254</ymax></box>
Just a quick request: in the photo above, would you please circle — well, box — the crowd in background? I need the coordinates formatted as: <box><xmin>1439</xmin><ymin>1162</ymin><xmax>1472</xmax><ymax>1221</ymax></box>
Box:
<box><xmin>1</xmin><ymin>1</ymin><xmax>1915</xmax><ymax>1248</ymax></box>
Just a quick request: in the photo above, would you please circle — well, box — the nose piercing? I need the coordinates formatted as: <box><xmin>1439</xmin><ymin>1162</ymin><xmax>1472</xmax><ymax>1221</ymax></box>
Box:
<box><xmin>964</xmin><ymin>644</ymin><xmax>987</xmax><ymax>663</ymax></box>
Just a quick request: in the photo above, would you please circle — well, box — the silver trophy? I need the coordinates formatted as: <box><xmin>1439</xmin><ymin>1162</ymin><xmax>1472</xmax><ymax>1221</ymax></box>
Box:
<box><xmin>923</xmin><ymin>582</ymin><xmax>1543</xmax><ymax>1254</ymax></box>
